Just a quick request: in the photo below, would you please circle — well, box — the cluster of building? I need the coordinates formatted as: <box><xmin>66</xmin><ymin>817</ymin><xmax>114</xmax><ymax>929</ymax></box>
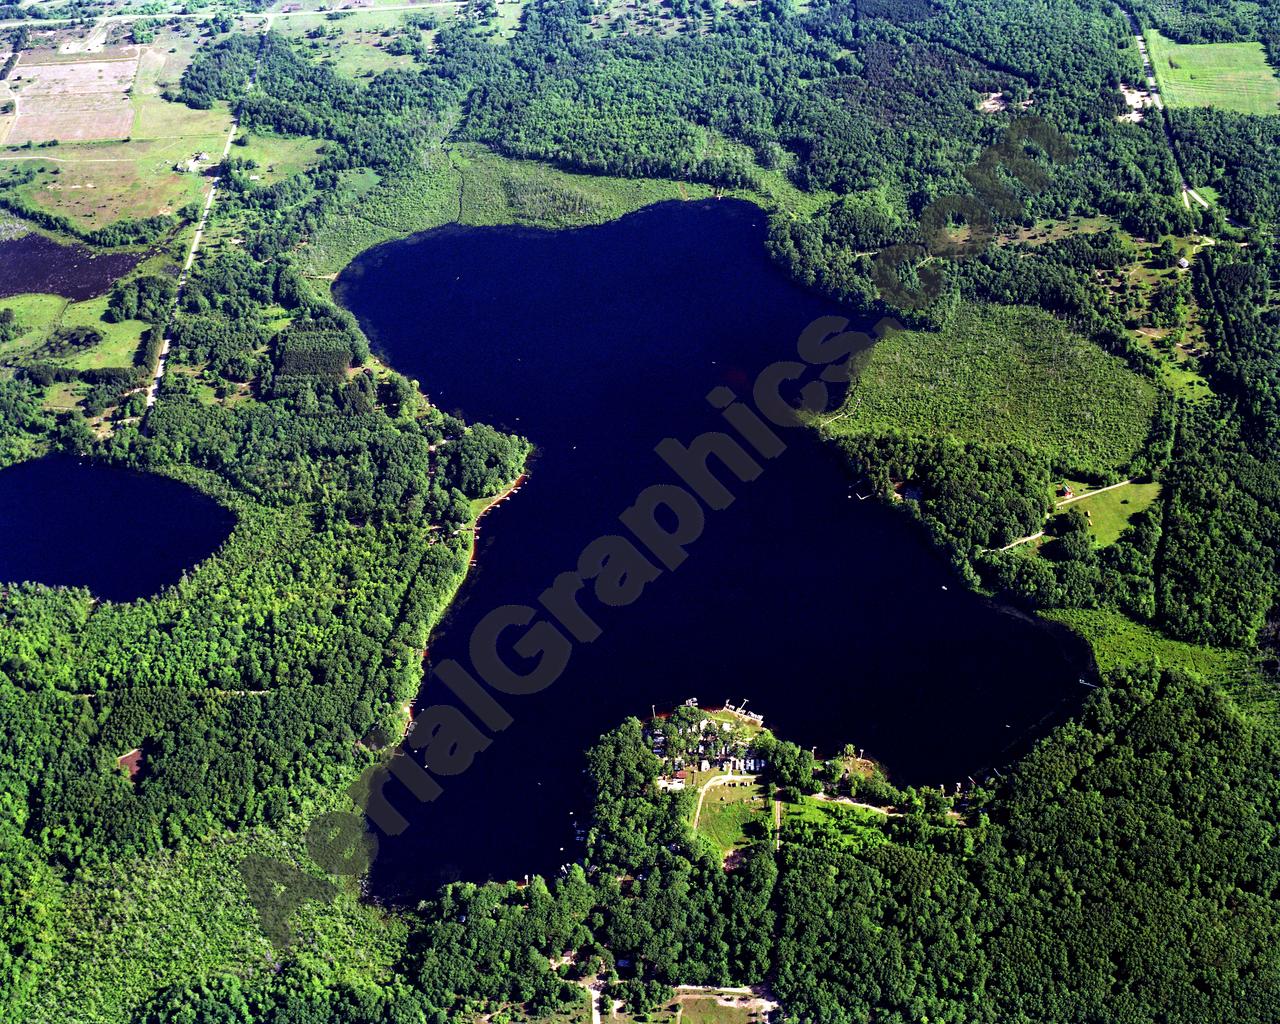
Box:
<box><xmin>649</xmin><ymin>700</ymin><xmax>767</xmax><ymax>792</ymax></box>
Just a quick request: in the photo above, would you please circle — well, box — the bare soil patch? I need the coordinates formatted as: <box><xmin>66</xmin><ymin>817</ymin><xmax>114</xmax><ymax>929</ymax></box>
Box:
<box><xmin>6</xmin><ymin>55</ymin><xmax>140</xmax><ymax>144</ymax></box>
<box><xmin>1118</xmin><ymin>81</ymin><xmax>1154</xmax><ymax>122</ymax></box>
<box><xmin>978</xmin><ymin>90</ymin><xmax>1009</xmax><ymax>113</ymax></box>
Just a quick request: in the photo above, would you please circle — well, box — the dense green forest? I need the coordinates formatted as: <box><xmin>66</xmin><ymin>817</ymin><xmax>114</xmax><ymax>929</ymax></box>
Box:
<box><xmin>130</xmin><ymin>668</ymin><xmax>1280</xmax><ymax>1023</ymax></box>
<box><xmin>0</xmin><ymin>0</ymin><xmax>1278</xmax><ymax>1018</ymax></box>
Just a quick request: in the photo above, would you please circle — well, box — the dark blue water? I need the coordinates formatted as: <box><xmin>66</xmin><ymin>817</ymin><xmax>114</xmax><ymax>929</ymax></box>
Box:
<box><xmin>0</xmin><ymin>455</ymin><xmax>234</xmax><ymax>602</ymax></box>
<box><xmin>336</xmin><ymin>199</ymin><xmax>1089</xmax><ymax>899</ymax></box>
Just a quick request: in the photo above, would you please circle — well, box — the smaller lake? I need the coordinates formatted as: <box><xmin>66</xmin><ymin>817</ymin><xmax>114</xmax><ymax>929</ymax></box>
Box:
<box><xmin>0</xmin><ymin>455</ymin><xmax>235</xmax><ymax>602</ymax></box>
<box><xmin>0</xmin><ymin>233</ymin><xmax>142</xmax><ymax>301</ymax></box>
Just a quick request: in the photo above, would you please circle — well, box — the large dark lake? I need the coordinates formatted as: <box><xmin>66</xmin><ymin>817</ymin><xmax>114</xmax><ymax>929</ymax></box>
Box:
<box><xmin>0</xmin><ymin>455</ymin><xmax>234</xmax><ymax>602</ymax></box>
<box><xmin>336</xmin><ymin>199</ymin><xmax>1090</xmax><ymax>901</ymax></box>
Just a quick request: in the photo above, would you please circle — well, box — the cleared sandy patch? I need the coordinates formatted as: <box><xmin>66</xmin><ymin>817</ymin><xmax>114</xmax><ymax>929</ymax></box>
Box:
<box><xmin>6</xmin><ymin>55</ymin><xmax>139</xmax><ymax>144</ymax></box>
<box><xmin>1118</xmin><ymin>82</ymin><xmax>1154</xmax><ymax>123</ymax></box>
<box><xmin>978</xmin><ymin>90</ymin><xmax>1009</xmax><ymax>114</ymax></box>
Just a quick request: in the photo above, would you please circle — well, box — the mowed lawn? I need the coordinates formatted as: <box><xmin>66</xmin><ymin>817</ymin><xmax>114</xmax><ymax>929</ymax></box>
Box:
<box><xmin>823</xmin><ymin>303</ymin><xmax>1157</xmax><ymax>477</ymax></box>
<box><xmin>1146</xmin><ymin>30</ymin><xmax>1280</xmax><ymax>114</ymax></box>
<box><xmin>1059</xmin><ymin>480</ymin><xmax>1162</xmax><ymax>546</ymax></box>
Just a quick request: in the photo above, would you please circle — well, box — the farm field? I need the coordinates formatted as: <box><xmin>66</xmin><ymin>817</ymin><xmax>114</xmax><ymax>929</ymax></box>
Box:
<box><xmin>1</xmin><ymin>52</ymin><xmax>139</xmax><ymax>145</ymax></box>
<box><xmin>822</xmin><ymin>303</ymin><xmax>1158</xmax><ymax>477</ymax></box>
<box><xmin>0</xmin><ymin>23</ymin><xmax>232</xmax><ymax>228</ymax></box>
<box><xmin>1145</xmin><ymin>29</ymin><xmax>1280</xmax><ymax>114</ymax></box>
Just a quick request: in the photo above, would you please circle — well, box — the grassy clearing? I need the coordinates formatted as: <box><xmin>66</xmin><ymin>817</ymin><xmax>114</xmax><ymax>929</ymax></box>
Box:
<box><xmin>1045</xmin><ymin>607</ymin><xmax>1263</xmax><ymax>681</ymax></box>
<box><xmin>1100</xmin><ymin>233</ymin><xmax>1215</xmax><ymax>402</ymax></box>
<box><xmin>1058</xmin><ymin>480</ymin><xmax>1161</xmax><ymax>546</ymax></box>
<box><xmin>998</xmin><ymin>215</ymin><xmax>1116</xmax><ymax>247</ymax></box>
<box><xmin>305</xmin><ymin>142</ymin><xmax>717</xmax><ymax>275</ymax></box>
<box><xmin>233</xmin><ymin>131</ymin><xmax>325</xmax><ymax>185</ymax></box>
<box><xmin>729</xmin><ymin>161</ymin><xmax>834</xmax><ymax>220</ymax></box>
<box><xmin>1146</xmin><ymin>30</ymin><xmax>1280</xmax><ymax>114</ymax></box>
<box><xmin>0</xmin><ymin>293</ymin><xmax>144</xmax><ymax>418</ymax></box>
<box><xmin>781</xmin><ymin>795</ymin><xmax>889</xmax><ymax>851</ymax></box>
<box><xmin>696</xmin><ymin>779</ymin><xmax>768</xmax><ymax>860</ymax></box>
<box><xmin>585</xmin><ymin>0</ymin><xmax>766</xmax><ymax>39</ymax></box>
<box><xmin>823</xmin><ymin>303</ymin><xmax>1157</xmax><ymax>476</ymax></box>
<box><xmin>60</xmin><ymin>297</ymin><xmax>146</xmax><ymax>369</ymax></box>
<box><xmin>607</xmin><ymin>996</ymin><xmax>763</xmax><ymax>1024</ymax></box>
<box><xmin>273</xmin><ymin>8</ymin><xmax>452</xmax><ymax>78</ymax></box>
<box><xmin>0</xmin><ymin>292</ymin><xmax>68</xmax><ymax>357</ymax></box>
<box><xmin>680</xmin><ymin>999</ymin><xmax>763</xmax><ymax>1024</ymax></box>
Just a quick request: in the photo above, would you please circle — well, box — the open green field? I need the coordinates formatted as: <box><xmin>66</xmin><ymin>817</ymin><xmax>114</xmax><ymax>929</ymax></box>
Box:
<box><xmin>1146</xmin><ymin>30</ymin><xmax>1280</xmax><ymax>114</ymax></box>
<box><xmin>781</xmin><ymin>795</ymin><xmax>889</xmax><ymax>851</ymax></box>
<box><xmin>59</xmin><ymin>297</ymin><xmax>147</xmax><ymax>370</ymax></box>
<box><xmin>1058</xmin><ymin>480</ymin><xmax>1162</xmax><ymax>546</ymax></box>
<box><xmin>1044</xmin><ymin>607</ymin><xmax>1255</xmax><ymax>680</ymax></box>
<box><xmin>273</xmin><ymin>7</ymin><xmax>454</xmax><ymax>77</ymax></box>
<box><xmin>1</xmin><ymin>292</ymin><xmax>143</xmax><ymax>364</ymax></box>
<box><xmin>305</xmin><ymin>142</ymin><xmax>719</xmax><ymax>275</ymax></box>
<box><xmin>0</xmin><ymin>292</ymin><xmax>67</xmax><ymax>357</ymax></box>
<box><xmin>605</xmin><ymin>995</ymin><xmax>764</xmax><ymax>1024</ymax></box>
<box><xmin>695</xmin><ymin>780</ymin><xmax>768</xmax><ymax>860</ymax></box>
<box><xmin>1043</xmin><ymin>606</ymin><xmax>1275</xmax><ymax>716</ymax></box>
<box><xmin>680</xmin><ymin>999</ymin><xmax>763</xmax><ymax>1024</ymax></box>
<box><xmin>0</xmin><ymin>292</ymin><xmax>147</xmax><ymax>422</ymax></box>
<box><xmin>233</xmin><ymin>131</ymin><xmax>325</xmax><ymax>186</ymax></box>
<box><xmin>822</xmin><ymin>303</ymin><xmax>1158</xmax><ymax>476</ymax></box>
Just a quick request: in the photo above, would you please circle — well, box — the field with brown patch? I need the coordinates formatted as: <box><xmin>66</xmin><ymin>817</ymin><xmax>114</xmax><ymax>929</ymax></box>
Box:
<box><xmin>1</xmin><ymin>23</ymin><xmax>233</xmax><ymax>228</ymax></box>
<box><xmin>3</xmin><ymin>52</ymin><xmax>140</xmax><ymax>145</ymax></box>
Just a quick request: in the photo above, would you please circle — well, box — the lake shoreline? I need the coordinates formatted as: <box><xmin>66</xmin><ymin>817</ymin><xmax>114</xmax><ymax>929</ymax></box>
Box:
<box><xmin>335</xmin><ymin>199</ymin><xmax>1089</xmax><ymax>898</ymax></box>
